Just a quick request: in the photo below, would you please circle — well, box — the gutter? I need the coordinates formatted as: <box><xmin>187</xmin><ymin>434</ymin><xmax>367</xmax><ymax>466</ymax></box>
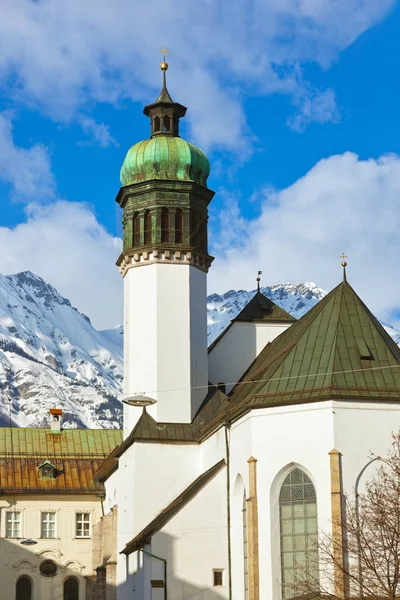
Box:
<box><xmin>141</xmin><ymin>548</ymin><xmax>167</xmax><ymax>600</ymax></box>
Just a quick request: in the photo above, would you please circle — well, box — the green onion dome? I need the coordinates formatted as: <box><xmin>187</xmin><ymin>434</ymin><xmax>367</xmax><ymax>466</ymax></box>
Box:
<box><xmin>120</xmin><ymin>136</ymin><xmax>210</xmax><ymax>188</ymax></box>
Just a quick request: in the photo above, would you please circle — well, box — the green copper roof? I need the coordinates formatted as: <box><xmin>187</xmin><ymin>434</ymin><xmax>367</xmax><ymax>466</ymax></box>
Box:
<box><xmin>228</xmin><ymin>279</ymin><xmax>400</xmax><ymax>410</ymax></box>
<box><xmin>0</xmin><ymin>427</ymin><xmax>122</xmax><ymax>457</ymax></box>
<box><xmin>120</xmin><ymin>136</ymin><xmax>210</xmax><ymax>187</ymax></box>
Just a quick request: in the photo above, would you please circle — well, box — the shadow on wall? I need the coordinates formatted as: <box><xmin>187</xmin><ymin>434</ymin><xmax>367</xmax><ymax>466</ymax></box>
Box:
<box><xmin>0</xmin><ymin>536</ymin><xmax>92</xmax><ymax>599</ymax></box>
<box><xmin>120</xmin><ymin>531</ymin><xmax>228</xmax><ymax>600</ymax></box>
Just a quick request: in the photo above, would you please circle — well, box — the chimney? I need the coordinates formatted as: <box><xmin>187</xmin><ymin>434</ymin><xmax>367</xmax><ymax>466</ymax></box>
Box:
<box><xmin>49</xmin><ymin>408</ymin><xmax>62</xmax><ymax>433</ymax></box>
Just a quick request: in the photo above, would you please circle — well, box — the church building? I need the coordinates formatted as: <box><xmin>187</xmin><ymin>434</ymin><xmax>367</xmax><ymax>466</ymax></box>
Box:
<box><xmin>98</xmin><ymin>57</ymin><xmax>400</xmax><ymax>600</ymax></box>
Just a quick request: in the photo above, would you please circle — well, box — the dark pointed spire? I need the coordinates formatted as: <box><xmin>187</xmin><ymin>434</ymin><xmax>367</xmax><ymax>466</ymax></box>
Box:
<box><xmin>143</xmin><ymin>49</ymin><xmax>187</xmax><ymax>138</ymax></box>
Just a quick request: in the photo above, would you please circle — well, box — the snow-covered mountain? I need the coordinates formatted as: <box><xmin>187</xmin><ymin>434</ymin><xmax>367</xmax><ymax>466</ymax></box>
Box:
<box><xmin>207</xmin><ymin>282</ymin><xmax>327</xmax><ymax>343</ymax></box>
<box><xmin>0</xmin><ymin>271</ymin><xmax>123</xmax><ymax>429</ymax></box>
<box><xmin>0</xmin><ymin>273</ymin><xmax>399</xmax><ymax>429</ymax></box>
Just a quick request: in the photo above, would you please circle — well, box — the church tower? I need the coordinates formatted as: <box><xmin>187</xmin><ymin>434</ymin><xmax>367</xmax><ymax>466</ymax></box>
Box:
<box><xmin>116</xmin><ymin>56</ymin><xmax>214</xmax><ymax>434</ymax></box>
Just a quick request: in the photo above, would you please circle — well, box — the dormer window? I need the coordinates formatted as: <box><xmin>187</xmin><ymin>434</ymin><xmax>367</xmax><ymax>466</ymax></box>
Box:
<box><xmin>38</xmin><ymin>461</ymin><xmax>56</xmax><ymax>479</ymax></box>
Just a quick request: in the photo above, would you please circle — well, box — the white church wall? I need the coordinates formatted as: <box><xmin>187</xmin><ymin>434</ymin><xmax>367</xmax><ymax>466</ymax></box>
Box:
<box><xmin>208</xmin><ymin>322</ymin><xmax>291</xmax><ymax>394</ymax></box>
<box><xmin>123</xmin><ymin>262</ymin><xmax>208</xmax><ymax>429</ymax></box>
<box><xmin>332</xmin><ymin>400</ymin><xmax>400</xmax><ymax>496</ymax></box>
<box><xmin>150</xmin><ymin>468</ymin><xmax>229</xmax><ymax>599</ymax></box>
<box><xmin>229</xmin><ymin>402</ymin><xmax>335</xmax><ymax>600</ymax></box>
<box><xmin>199</xmin><ymin>427</ymin><xmax>226</xmax><ymax>473</ymax></box>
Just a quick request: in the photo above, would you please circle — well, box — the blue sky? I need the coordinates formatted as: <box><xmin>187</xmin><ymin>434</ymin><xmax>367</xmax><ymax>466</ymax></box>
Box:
<box><xmin>0</xmin><ymin>0</ymin><xmax>400</xmax><ymax>329</ymax></box>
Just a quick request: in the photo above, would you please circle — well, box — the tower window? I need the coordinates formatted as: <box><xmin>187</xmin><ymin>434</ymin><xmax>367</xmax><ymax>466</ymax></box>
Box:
<box><xmin>175</xmin><ymin>209</ymin><xmax>183</xmax><ymax>243</ymax></box>
<box><xmin>144</xmin><ymin>210</ymin><xmax>152</xmax><ymax>245</ymax></box>
<box><xmin>161</xmin><ymin>208</ymin><xmax>170</xmax><ymax>243</ymax></box>
<box><xmin>279</xmin><ymin>468</ymin><xmax>319</xmax><ymax>599</ymax></box>
<box><xmin>213</xmin><ymin>570</ymin><xmax>224</xmax><ymax>587</ymax></box>
<box><xmin>199</xmin><ymin>218</ymin><xmax>207</xmax><ymax>252</ymax></box>
<box><xmin>191</xmin><ymin>210</ymin><xmax>199</xmax><ymax>247</ymax></box>
<box><xmin>153</xmin><ymin>116</ymin><xmax>160</xmax><ymax>133</ymax></box>
<box><xmin>163</xmin><ymin>115</ymin><xmax>170</xmax><ymax>131</ymax></box>
<box><xmin>133</xmin><ymin>212</ymin><xmax>140</xmax><ymax>246</ymax></box>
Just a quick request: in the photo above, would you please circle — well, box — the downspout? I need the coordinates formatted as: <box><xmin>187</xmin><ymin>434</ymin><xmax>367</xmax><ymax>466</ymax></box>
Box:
<box><xmin>98</xmin><ymin>493</ymin><xmax>105</xmax><ymax>517</ymax></box>
<box><xmin>141</xmin><ymin>548</ymin><xmax>167</xmax><ymax>600</ymax></box>
<box><xmin>224</xmin><ymin>422</ymin><xmax>232</xmax><ymax>600</ymax></box>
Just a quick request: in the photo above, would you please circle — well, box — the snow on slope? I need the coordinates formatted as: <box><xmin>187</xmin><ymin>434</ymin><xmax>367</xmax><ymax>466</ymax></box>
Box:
<box><xmin>0</xmin><ymin>271</ymin><xmax>123</xmax><ymax>429</ymax></box>
<box><xmin>0</xmin><ymin>273</ymin><xmax>399</xmax><ymax>429</ymax></box>
<box><xmin>207</xmin><ymin>282</ymin><xmax>326</xmax><ymax>343</ymax></box>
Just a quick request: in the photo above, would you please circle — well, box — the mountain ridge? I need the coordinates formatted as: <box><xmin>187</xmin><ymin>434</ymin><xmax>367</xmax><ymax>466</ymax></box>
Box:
<box><xmin>0</xmin><ymin>272</ymin><xmax>398</xmax><ymax>428</ymax></box>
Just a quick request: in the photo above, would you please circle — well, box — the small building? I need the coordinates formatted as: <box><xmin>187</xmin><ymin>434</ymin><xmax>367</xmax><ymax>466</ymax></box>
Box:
<box><xmin>0</xmin><ymin>409</ymin><xmax>122</xmax><ymax>600</ymax></box>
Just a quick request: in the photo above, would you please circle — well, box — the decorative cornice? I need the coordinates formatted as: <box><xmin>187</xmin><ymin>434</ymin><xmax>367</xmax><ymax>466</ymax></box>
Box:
<box><xmin>118</xmin><ymin>247</ymin><xmax>214</xmax><ymax>276</ymax></box>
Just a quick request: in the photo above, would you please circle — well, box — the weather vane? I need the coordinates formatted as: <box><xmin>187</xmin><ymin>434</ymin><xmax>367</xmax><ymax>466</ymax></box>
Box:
<box><xmin>256</xmin><ymin>270</ymin><xmax>263</xmax><ymax>292</ymax></box>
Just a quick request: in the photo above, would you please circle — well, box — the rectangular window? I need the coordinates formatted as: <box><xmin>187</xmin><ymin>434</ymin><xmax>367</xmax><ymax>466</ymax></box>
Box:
<box><xmin>41</xmin><ymin>512</ymin><xmax>56</xmax><ymax>538</ymax></box>
<box><xmin>75</xmin><ymin>513</ymin><xmax>90</xmax><ymax>538</ymax></box>
<box><xmin>6</xmin><ymin>512</ymin><xmax>20</xmax><ymax>538</ymax></box>
<box><xmin>213</xmin><ymin>569</ymin><xmax>224</xmax><ymax>587</ymax></box>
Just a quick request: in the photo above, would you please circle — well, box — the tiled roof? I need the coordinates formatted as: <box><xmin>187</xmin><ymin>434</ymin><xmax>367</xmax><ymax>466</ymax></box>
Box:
<box><xmin>121</xmin><ymin>459</ymin><xmax>226</xmax><ymax>555</ymax></box>
<box><xmin>0</xmin><ymin>428</ymin><xmax>122</xmax><ymax>494</ymax></box>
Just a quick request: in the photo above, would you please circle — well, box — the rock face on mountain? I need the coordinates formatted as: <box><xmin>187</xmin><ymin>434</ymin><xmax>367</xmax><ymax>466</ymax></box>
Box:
<box><xmin>0</xmin><ymin>273</ymin><xmax>398</xmax><ymax>428</ymax></box>
<box><xmin>0</xmin><ymin>271</ymin><xmax>123</xmax><ymax>429</ymax></box>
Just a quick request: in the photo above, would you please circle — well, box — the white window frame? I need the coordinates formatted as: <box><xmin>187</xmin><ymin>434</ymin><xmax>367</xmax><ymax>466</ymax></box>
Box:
<box><xmin>41</xmin><ymin>511</ymin><xmax>56</xmax><ymax>539</ymax></box>
<box><xmin>75</xmin><ymin>512</ymin><xmax>91</xmax><ymax>538</ymax></box>
<box><xmin>6</xmin><ymin>510</ymin><xmax>21</xmax><ymax>538</ymax></box>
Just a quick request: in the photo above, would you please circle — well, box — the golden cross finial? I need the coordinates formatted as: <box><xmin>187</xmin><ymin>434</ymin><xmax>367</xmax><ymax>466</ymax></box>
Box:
<box><xmin>340</xmin><ymin>252</ymin><xmax>348</xmax><ymax>267</ymax></box>
<box><xmin>160</xmin><ymin>47</ymin><xmax>170</xmax><ymax>62</ymax></box>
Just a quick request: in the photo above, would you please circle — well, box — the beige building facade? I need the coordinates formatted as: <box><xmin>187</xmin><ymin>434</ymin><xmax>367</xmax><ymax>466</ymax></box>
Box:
<box><xmin>0</xmin><ymin>412</ymin><xmax>122</xmax><ymax>600</ymax></box>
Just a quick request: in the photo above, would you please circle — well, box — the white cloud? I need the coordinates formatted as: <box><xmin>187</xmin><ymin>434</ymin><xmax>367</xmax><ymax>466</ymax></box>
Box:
<box><xmin>1</xmin><ymin>151</ymin><xmax>400</xmax><ymax>332</ymax></box>
<box><xmin>79</xmin><ymin>117</ymin><xmax>118</xmax><ymax>148</ymax></box>
<box><xmin>0</xmin><ymin>0</ymin><xmax>394</xmax><ymax>150</ymax></box>
<box><xmin>0</xmin><ymin>202</ymin><xmax>122</xmax><ymax>329</ymax></box>
<box><xmin>0</xmin><ymin>112</ymin><xmax>55</xmax><ymax>199</ymax></box>
<box><xmin>209</xmin><ymin>152</ymin><xmax>400</xmax><ymax>325</ymax></box>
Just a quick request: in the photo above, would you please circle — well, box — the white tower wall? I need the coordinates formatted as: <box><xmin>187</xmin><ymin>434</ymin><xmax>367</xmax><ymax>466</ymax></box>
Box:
<box><xmin>123</xmin><ymin>261</ymin><xmax>208</xmax><ymax>435</ymax></box>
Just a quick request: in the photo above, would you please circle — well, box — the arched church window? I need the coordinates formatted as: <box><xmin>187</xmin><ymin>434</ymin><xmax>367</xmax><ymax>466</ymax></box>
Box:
<box><xmin>279</xmin><ymin>468</ymin><xmax>318</xmax><ymax>599</ymax></box>
<box><xmin>63</xmin><ymin>577</ymin><xmax>79</xmax><ymax>600</ymax></box>
<box><xmin>144</xmin><ymin>210</ymin><xmax>152</xmax><ymax>245</ymax></box>
<box><xmin>243</xmin><ymin>491</ymin><xmax>249</xmax><ymax>600</ymax></box>
<box><xmin>163</xmin><ymin>115</ymin><xmax>170</xmax><ymax>131</ymax></box>
<box><xmin>153</xmin><ymin>116</ymin><xmax>160</xmax><ymax>134</ymax></box>
<box><xmin>175</xmin><ymin>209</ymin><xmax>183</xmax><ymax>243</ymax></box>
<box><xmin>133</xmin><ymin>212</ymin><xmax>140</xmax><ymax>247</ymax></box>
<box><xmin>16</xmin><ymin>577</ymin><xmax>32</xmax><ymax>600</ymax></box>
<box><xmin>161</xmin><ymin>208</ymin><xmax>170</xmax><ymax>243</ymax></box>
